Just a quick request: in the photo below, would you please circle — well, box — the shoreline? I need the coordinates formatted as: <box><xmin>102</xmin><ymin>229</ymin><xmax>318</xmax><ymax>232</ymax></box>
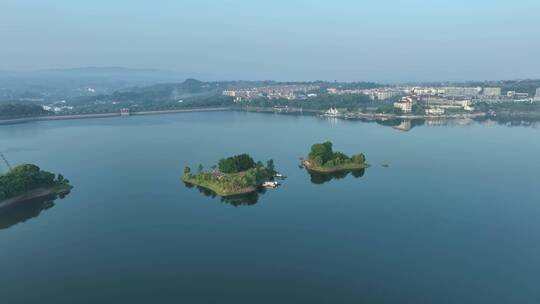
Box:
<box><xmin>0</xmin><ymin>185</ymin><xmax>71</xmax><ymax>210</ymax></box>
<box><xmin>238</xmin><ymin>106</ymin><xmax>488</xmax><ymax>120</ymax></box>
<box><xmin>183</xmin><ymin>178</ymin><xmax>257</xmax><ymax>197</ymax></box>
<box><xmin>2</xmin><ymin>105</ymin><xmax>538</xmax><ymax>127</ymax></box>
<box><xmin>0</xmin><ymin>107</ymin><xmax>232</xmax><ymax>125</ymax></box>
<box><xmin>333</xmin><ymin>111</ymin><xmax>487</xmax><ymax>120</ymax></box>
<box><xmin>303</xmin><ymin>160</ymin><xmax>369</xmax><ymax>173</ymax></box>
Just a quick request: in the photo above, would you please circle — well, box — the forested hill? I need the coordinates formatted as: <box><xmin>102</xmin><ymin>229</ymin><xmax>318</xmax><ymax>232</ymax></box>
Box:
<box><xmin>0</xmin><ymin>104</ymin><xmax>51</xmax><ymax>119</ymax></box>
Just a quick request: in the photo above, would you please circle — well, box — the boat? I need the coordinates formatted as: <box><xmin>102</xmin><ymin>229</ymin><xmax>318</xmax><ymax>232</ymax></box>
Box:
<box><xmin>262</xmin><ymin>181</ymin><xmax>279</xmax><ymax>188</ymax></box>
<box><xmin>323</xmin><ymin>108</ymin><xmax>340</xmax><ymax>117</ymax></box>
<box><xmin>274</xmin><ymin>173</ymin><xmax>287</xmax><ymax>179</ymax></box>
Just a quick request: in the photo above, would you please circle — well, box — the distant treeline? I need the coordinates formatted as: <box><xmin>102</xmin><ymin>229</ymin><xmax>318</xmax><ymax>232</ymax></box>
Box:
<box><xmin>0</xmin><ymin>104</ymin><xmax>51</xmax><ymax>118</ymax></box>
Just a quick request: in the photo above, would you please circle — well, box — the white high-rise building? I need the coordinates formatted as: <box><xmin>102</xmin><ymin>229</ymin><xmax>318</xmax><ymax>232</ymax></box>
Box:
<box><xmin>535</xmin><ymin>88</ymin><xmax>540</xmax><ymax>101</ymax></box>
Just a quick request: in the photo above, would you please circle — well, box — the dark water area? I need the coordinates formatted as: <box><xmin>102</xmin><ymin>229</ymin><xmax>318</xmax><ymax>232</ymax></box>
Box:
<box><xmin>0</xmin><ymin>111</ymin><xmax>539</xmax><ymax>303</ymax></box>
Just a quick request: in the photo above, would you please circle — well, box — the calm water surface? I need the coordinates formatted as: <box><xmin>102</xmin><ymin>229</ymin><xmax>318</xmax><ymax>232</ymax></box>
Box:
<box><xmin>0</xmin><ymin>111</ymin><xmax>539</xmax><ymax>303</ymax></box>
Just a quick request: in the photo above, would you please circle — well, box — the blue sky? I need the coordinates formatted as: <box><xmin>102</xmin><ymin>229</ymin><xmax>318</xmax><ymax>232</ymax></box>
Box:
<box><xmin>1</xmin><ymin>0</ymin><xmax>539</xmax><ymax>82</ymax></box>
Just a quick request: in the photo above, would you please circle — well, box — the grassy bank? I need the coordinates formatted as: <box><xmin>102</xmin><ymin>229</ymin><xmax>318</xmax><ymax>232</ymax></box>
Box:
<box><xmin>304</xmin><ymin>141</ymin><xmax>368</xmax><ymax>174</ymax></box>
<box><xmin>182</xmin><ymin>154</ymin><xmax>276</xmax><ymax>198</ymax></box>
<box><xmin>182</xmin><ymin>176</ymin><xmax>257</xmax><ymax>197</ymax></box>
<box><xmin>303</xmin><ymin>160</ymin><xmax>368</xmax><ymax>173</ymax></box>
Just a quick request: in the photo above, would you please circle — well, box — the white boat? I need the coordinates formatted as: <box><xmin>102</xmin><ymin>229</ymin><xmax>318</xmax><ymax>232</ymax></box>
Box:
<box><xmin>274</xmin><ymin>173</ymin><xmax>286</xmax><ymax>179</ymax></box>
<box><xmin>324</xmin><ymin>108</ymin><xmax>340</xmax><ymax>117</ymax></box>
<box><xmin>262</xmin><ymin>181</ymin><xmax>279</xmax><ymax>188</ymax></box>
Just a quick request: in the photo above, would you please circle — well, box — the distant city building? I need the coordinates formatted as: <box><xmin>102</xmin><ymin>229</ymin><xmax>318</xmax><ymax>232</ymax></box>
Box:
<box><xmin>120</xmin><ymin>108</ymin><xmax>131</xmax><ymax>116</ymax></box>
<box><xmin>443</xmin><ymin>87</ymin><xmax>481</xmax><ymax>97</ymax></box>
<box><xmin>394</xmin><ymin>97</ymin><xmax>413</xmax><ymax>113</ymax></box>
<box><xmin>535</xmin><ymin>88</ymin><xmax>540</xmax><ymax>101</ymax></box>
<box><xmin>425</xmin><ymin>107</ymin><xmax>445</xmax><ymax>115</ymax></box>
<box><xmin>42</xmin><ymin>104</ymin><xmax>73</xmax><ymax>113</ymax></box>
<box><xmin>515</xmin><ymin>92</ymin><xmax>529</xmax><ymax>99</ymax></box>
<box><xmin>327</xmin><ymin>88</ymin><xmax>338</xmax><ymax>94</ymax></box>
<box><xmin>411</xmin><ymin>87</ymin><xmax>445</xmax><ymax>96</ymax></box>
<box><xmin>507</xmin><ymin>91</ymin><xmax>529</xmax><ymax>100</ymax></box>
<box><xmin>374</xmin><ymin>90</ymin><xmax>400</xmax><ymax>100</ymax></box>
<box><xmin>482</xmin><ymin>87</ymin><xmax>501</xmax><ymax>96</ymax></box>
<box><xmin>327</xmin><ymin>87</ymin><xmax>402</xmax><ymax>101</ymax></box>
<box><xmin>223</xmin><ymin>85</ymin><xmax>319</xmax><ymax>101</ymax></box>
<box><xmin>422</xmin><ymin>97</ymin><xmax>473</xmax><ymax>111</ymax></box>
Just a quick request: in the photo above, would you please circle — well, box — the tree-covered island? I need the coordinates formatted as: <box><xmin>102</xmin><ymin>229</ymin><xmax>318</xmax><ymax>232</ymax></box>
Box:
<box><xmin>303</xmin><ymin>141</ymin><xmax>368</xmax><ymax>173</ymax></box>
<box><xmin>0</xmin><ymin>164</ymin><xmax>72</xmax><ymax>204</ymax></box>
<box><xmin>182</xmin><ymin>154</ymin><xmax>277</xmax><ymax>197</ymax></box>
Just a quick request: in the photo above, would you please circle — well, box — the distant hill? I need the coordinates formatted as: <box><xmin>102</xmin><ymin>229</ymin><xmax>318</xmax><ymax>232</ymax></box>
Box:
<box><xmin>0</xmin><ymin>67</ymin><xmax>198</xmax><ymax>102</ymax></box>
<box><xmin>38</xmin><ymin>67</ymin><xmax>188</xmax><ymax>81</ymax></box>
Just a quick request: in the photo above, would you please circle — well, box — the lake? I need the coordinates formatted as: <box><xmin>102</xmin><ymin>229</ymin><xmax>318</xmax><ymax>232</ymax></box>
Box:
<box><xmin>0</xmin><ymin>111</ymin><xmax>539</xmax><ymax>303</ymax></box>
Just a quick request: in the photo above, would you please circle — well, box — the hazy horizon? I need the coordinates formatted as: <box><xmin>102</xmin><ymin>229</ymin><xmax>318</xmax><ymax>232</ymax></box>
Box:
<box><xmin>1</xmin><ymin>0</ymin><xmax>539</xmax><ymax>82</ymax></box>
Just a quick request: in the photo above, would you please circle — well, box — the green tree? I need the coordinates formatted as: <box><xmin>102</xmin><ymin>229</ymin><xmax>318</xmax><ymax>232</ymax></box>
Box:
<box><xmin>308</xmin><ymin>141</ymin><xmax>334</xmax><ymax>165</ymax></box>
<box><xmin>351</xmin><ymin>154</ymin><xmax>366</xmax><ymax>164</ymax></box>
<box><xmin>197</xmin><ymin>164</ymin><xmax>204</xmax><ymax>175</ymax></box>
<box><xmin>266</xmin><ymin>159</ymin><xmax>275</xmax><ymax>175</ymax></box>
<box><xmin>218</xmin><ymin>154</ymin><xmax>256</xmax><ymax>173</ymax></box>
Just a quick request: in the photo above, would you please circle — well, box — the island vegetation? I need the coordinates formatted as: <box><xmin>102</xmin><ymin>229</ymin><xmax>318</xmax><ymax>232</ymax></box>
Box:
<box><xmin>303</xmin><ymin>141</ymin><xmax>368</xmax><ymax>173</ymax></box>
<box><xmin>182</xmin><ymin>154</ymin><xmax>277</xmax><ymax>197</ymax></box>
<box><xmin>0</xmin><ymin>164</ymin><xmax>72</xmax><ymax>203</ymax></box>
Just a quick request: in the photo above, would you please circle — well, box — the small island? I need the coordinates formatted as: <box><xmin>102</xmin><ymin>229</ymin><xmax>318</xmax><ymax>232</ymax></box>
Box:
<box><xmin>0</xmin><ymin>164</ymin><xmax>72</xmax><ymax>208</ymax></box>
<box><xmin>303</xmin><ymin>141</ymin><xmax>368</xmax><ymax>173</ymax></box>
<box><xmin>182</xmin><ymin>154</ymin><xmax>277</xmax><ymax>197</ymax></box>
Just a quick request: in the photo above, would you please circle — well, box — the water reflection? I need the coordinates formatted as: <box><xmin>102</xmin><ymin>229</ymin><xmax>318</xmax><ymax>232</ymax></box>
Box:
<box><xmin>355</xmin><ymin>116</ymin><xmax>540</xmax><ymax>131</ymax></box>
<box><xmin>184</xmin><ymin>182</ymin><xmax>263</xmax><ymax>206</ymax></box>
<box><xmin>375</xmin><ymin>118</ymin><xmax>426</xmax><ymax>131</ymax></box>
<box><xmin>485</xmin><ymin>117</ymin><xmax>540</xmax><ymax>128</ymax></box>
<box><xmin>307</xmin><ymin>168</ymin><xmax>365</xmax><ymax>185</ymax></box>
<box><xmin>0</xmin><ymin>191</ymin><xmax>70</xmax><ymax>230</ymax></box>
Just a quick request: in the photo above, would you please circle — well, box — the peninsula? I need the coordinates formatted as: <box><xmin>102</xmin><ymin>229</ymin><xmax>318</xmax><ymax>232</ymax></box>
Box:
<box><xmin>0</xmin><ymin>164</ymin><xmax>72</xmax><ymax>208</ymax></box>
<box><xmin>182</xmin><ymin>154</ymin><xmax>277</xmax><ymax>197</ymax></box>
<box><xmin>303</xmin><ymin>141</ymin><xmax>368</xmax><ymax>173</ymax></box>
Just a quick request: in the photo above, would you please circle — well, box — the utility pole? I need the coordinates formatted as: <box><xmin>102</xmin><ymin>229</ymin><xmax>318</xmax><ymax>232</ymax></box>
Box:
<box><xmin>0</xmin><ymin>152</ymin><xmax>12</xmax><ymax>171</ymax></box>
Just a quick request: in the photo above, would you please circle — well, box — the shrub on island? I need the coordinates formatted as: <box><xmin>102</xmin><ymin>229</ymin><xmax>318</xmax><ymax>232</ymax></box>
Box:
<box><xmin>183</xmin><ymin>154</ymin><xmax>276</xmax><ymax>197</ymax></box>
<box><xmin>305</xmin><ymin>141</ymin><xmax>367</xmax><ymax>172</ymax></box>
<box><xmin>0</xmin><ymin>164</ymin><xmax>72</xmax><ymax>201</ymax></box>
